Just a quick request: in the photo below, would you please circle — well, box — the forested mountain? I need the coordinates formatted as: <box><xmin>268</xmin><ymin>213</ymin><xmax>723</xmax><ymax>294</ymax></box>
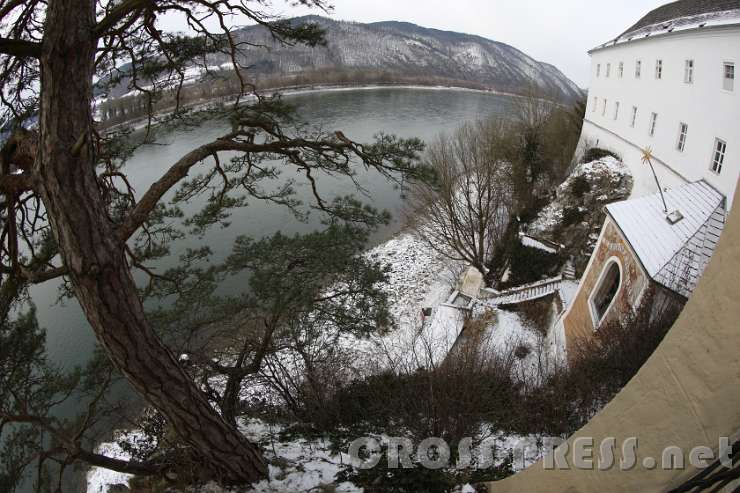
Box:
<box><xmin>101</xmin><ymin>16</ymin><xmax>583</xmax><ymax>109</ymax></box>
<box><xmin>227</xmin><ymin>16</ymin><xmax>582</xmax><ymax>102</ymax></box>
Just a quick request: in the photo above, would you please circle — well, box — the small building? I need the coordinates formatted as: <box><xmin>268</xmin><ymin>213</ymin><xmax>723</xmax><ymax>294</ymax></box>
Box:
<box><xmin>561</xmin><ymin>181</ymin><xmax>725</xmax><ymax>356</ymax></box>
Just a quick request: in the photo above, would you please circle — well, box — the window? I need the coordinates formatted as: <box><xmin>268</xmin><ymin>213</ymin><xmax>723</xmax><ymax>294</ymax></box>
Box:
<box><xmin>655</xmin><ymin>59</ymin><xmax>663</xmax><ymax>79</ymax></box>
<box><xmin>602</xmin><ymin>98</ymin><xmax>607</xmax><ymax>116</ymax></box>
<box><xmin>618</xmin><ymin>61</ymin><xmax>624</xmax><ymax>78</ymax></box>
<box><xmin>630</xmin><ymin>106</ymin><xmax>638</xmax><ymax>127</ymax></box>
<box><xmin>635</xmin><ymin>60</ymin><xmax>642</xmax><ymax>78</ymax></box>
<box><xmin>684</xmin><ymin>59</ymin><xmax>694</xmax><ymax>83</ymax></box>
<box><xmin>724</xmin><ymin>62</ymin><xmax>735</xmax><ymax>91</ymax></box>
<box><xmin>614</xmin><ymin>101</ymin><xmax>620</xmax><ymax>120</ymax></box>
<box><xmin>606</xmin><ymin>63</ymin><xmax>611</xmax><ymax>77</ymax></box>
<box><xmin>597</xmin><ymin>63</ymin><xmax>601</xmax><ymax>77</ymax></box>
<box><xmin>649</xmin><ymin>112</ymin><xmax>658</xmax><ymax>136</ymax></box>
<box><xmin>677</xmin><ymin>123</ymin><xmax>688</xmax><ymax>152</ymax></box>
<box><xmin>712</xmin><ymin>139</ymin><xmax>727</xmax><ymax>174</ymax></box>
<box><xmin>591</xmin><ymin>260</ymin><xmax>621</xmax><ymax>324</ymax></box>
<box><xmin>592</xmin><ymin>96</ymin><xmax>597</xmax><ymax>112</ymax></box>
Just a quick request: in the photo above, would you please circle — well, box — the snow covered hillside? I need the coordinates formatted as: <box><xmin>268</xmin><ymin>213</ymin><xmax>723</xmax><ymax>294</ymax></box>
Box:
<box><xmin>233</xmin><ymin>17</ymin><xmax>582</xmax><ymax>102</ymax></box>
<box><xmin>105</xmin><ymin>16</ymin><xmax>582</xmax><ymax>104</ymax></box>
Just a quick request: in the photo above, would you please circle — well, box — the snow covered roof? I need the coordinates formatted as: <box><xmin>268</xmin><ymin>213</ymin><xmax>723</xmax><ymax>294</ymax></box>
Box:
<box><xmin>606</xmin><ymin>181</ymin><xmax>725</xmax><ymax>297</ymax></box>
<box><xmin>590</xmin><ymin>0</ymin><xmax>740</xmax><ymax>52</ymax></box>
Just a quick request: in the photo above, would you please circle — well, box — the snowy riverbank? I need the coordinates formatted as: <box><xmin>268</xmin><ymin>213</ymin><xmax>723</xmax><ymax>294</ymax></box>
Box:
<box><xmin>86</xmin><ymin>229</ymin><xmax>565</xmax><ymax>493</ymax></box>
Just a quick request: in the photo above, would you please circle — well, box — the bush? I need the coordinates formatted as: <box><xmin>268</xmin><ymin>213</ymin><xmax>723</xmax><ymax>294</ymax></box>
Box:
<box><xmin>322</xmin><ymin>348</ymin><xmax>519</xmax><ymax>444</ymax></box>
<box><xmin>517</xmin><ymin>194</ymin><xmax>551</xmax><ymax>224</ymax></box>
<box><xmin>510</xmin><ymin>288</ymin><xmax>685</xmax><ymax>436</ymax></box>
<box><xmin>569</xmin><ymin>175</ymin><xmax>591</xmax><ymax>199</ymax></box>
<box><xmin>582</xmin><ymin>147</ymin><xmax>620</xmax><ymax>163</ymax></box>
<box><xmin>337</xmin><ymin>453</ymin><xmax>512</xmax><ymax>493</ymax></box>
<box><xmin>561</xmin><ymin>206</ymin><xmax>586</xmax><ymax>227</ymax></box>
<box><xmin>501</xmin><ymin>241</ymin><xmax>562</xmax><ymax>288</ymax></box>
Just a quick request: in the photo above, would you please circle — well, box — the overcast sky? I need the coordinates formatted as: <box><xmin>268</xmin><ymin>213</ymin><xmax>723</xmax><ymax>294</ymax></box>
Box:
<box><xmin>163</xmin><ymin>1</ymin><xmax>670</xmax><ymax>87</ymax></box>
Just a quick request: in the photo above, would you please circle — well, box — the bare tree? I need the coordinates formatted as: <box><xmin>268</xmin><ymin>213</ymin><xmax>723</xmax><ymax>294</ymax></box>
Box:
<box><xmin>409</xmin><ymin>120</ymin><xmax>514</xmax><ymax>276</ymax></box>
<box><xmin>509</xmin><ymin>87</ymin><xmax>556</xmax><ymax>213</ymax></box>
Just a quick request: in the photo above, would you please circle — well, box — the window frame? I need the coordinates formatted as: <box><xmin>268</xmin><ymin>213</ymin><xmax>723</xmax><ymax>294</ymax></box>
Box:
<box><xmin>677</xmin><ymin>122</ymin><xmax>688</xmax><ymax>152</ymax></box>
<box><xmin>588</xmin><ymin>257</ymin><xmax>623</xmax><ymax>329</ymax></box>
<box><xmin>635</xmin><ymin>59</ymin><xmax>642</xmax><ymax>78</ymax></box>
<box><xmin>597</xmin><ymin>63</ymin><xmax>601</xmax><ymax>77</ymax></box>
<box><xmin>649</xmin><ymin>112</ymin><xmax>658</xmax><ymax>137</ymax></box>
<box><xmin>606</xmin><ymin>63</ymin><xmax>611</xmax><ymax>78</ymax></box>
<box><xmin>684</xmin><ymin>59</ymin><xmax>694</xmax><ymax>84</ymax></box>
<box><xmin>602</xmin><ymin>98</ymin><xmax>608</xmax><ymax>116</ymax></box>
<box><xmin>618</xmin><ymin>61</ymin><xmax>624</xmax><ymax>78</ymax></box>
<box><xmin>614</xmin><ymin>101</ymin><xmax>620</xmax><ymax>121</ymax></box>
<box><xmin>711</xmin><ymin>138</ymin><xmax>727</xmax><ymax>174</ymax></box>
<box><xmin>655</xmin><ymin>59</ymin><xmax>663</xmax><ymax>79</ymax></box>
<box><xmin>723</xmin><ymin>62</ymin><xmax>735</xmax><ymax>91</ymax></box>
<box><xmin>630</xmin><ymin>106</ymin><xmax>638</xmax><ymax>128</ymax></box>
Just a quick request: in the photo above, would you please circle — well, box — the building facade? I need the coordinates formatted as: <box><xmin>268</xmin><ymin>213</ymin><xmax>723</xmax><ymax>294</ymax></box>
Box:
<box><xmin>561</xmin><ymin>217</ymin><xmax>650</xmax><ymax>356</ymax></box>
<box><xmin>578</xmin><ymin>1</ymin><xmax>740</xmax><ymax>206</ymax></box>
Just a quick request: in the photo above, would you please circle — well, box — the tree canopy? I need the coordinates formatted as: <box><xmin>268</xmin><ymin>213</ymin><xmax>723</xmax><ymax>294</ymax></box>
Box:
<box><xmin>0</xmin><ymin>0</ymin><xmax>430</xmax><ymax>488</ymax></box>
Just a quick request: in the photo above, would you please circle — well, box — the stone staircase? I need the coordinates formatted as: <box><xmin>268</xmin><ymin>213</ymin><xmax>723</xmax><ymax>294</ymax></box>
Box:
<box><xmin>562</xmin><ymin>258</ymin><xmax>576</xmax><ymax>280</ymax></box>
<box><xmin>479</xmin><ymin>276</ymin><xmax>563</xmax><ymax>307</ymax></box>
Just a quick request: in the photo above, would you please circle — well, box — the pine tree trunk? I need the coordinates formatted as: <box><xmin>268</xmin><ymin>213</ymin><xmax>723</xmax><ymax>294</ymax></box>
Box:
<box><xmin>34</xmin><ymin>0</ymin><xmax>266</xmax><ymax>483</ymax></box>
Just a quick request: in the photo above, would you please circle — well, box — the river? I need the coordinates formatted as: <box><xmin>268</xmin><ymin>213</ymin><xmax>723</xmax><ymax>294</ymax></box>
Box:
<box><xmin>20</xmin><ymin>86</ymin><xmax>519</xmax><ymax>491</ymax></box>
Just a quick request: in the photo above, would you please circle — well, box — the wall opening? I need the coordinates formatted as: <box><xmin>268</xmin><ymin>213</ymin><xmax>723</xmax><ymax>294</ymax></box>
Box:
<box><xmin>591</xmin><ymin>261</ymin><xmax>621</xmax><ymax>324</ymax></box>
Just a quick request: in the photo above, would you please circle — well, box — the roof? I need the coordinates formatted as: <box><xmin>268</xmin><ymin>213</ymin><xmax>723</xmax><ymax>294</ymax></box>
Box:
<box><xmin>591</xmin><ymin>0</ymin><xmax>740</xmax><ymax>52</ymax></box>
<box><xmin>606</xmin><ymin>181</ymin><xmax>726</xmax><ymax>297</ymax></box>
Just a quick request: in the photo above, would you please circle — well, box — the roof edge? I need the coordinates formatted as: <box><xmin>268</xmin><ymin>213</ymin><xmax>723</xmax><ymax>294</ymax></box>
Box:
<box><xmin>588</xmin><ymin>11</ymin><xmax>740</xmax><ymax>54</ymax></box>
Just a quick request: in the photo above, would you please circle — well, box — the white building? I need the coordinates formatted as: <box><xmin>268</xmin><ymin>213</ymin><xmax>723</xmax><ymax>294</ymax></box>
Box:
<box><xmin>579</xmin><ymin>0</ymin><xmax>740</xmax><ymax>206</ymax></box>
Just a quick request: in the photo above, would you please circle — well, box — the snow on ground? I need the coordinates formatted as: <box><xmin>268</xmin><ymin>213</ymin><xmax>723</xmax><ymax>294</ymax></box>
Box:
<box><xmin>86</xmin><ymin>433</ymin><xmax>142</xmax><ymax>493</ymax></box>
<box><xmin>87</xmin><ymin>231</ymin><xmax>557</xmax><ymax>493</ymax></box>
<box><xmin>528</xmin><ymin>156</ymin><xmax>631</xmax><ymax>236</ymax></box>
<box><xmin>368</xmin><ymin>232</ymin><xmax>457</xmax><ymax>331</ymax></box>
<box><xmin>86</xmin><ymin>232</ymin><xmax>464</xmax><ymax>493</ymax></box>
<box><xmin>478</xmin><ymin>309</ymin><xmax>544</xmax><ymax>377</ymax></box>
<box><xmin>558</xmin><ymin>280</ymin><xmax>579</xmax><ymax>312</ymax></box>
<box><xmin>87</xmin><ymin>420</ymin><xmax>362</xmax><ymax>493</ymax></box>
<box><xmin>340</xmin><ymin>232</ymin><xmax>466</xmax><ymax>373</ymax></box>
<box><xmin>519</xmin><ymin>234</ymin><xmax>558</xmax><ymax>254</ymax></box>
<box><xmin>87</xmin><ymin>416</ymin><xmax>543</xmax><ymax>493</ymax></box>
<box><xmin>238</xmin><ymin>420</ymin><xmax>361</xmax><ymax>493</ymax></box>
<box><xmin>489</xmin><ymin>431</ymin><xmax>548</xmax><ymax>472</ymax></box>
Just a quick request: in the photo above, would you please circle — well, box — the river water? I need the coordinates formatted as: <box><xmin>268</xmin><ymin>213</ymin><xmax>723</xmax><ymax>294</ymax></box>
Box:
<box><xmin>20</xmin><ymin>87</ymin><xmax>518</xmax><ymax>490</ymax></box>
<box><xmin>34</xmin><ymin>87</ymin><xmax>518</xmax><ymax>373</ymax></box>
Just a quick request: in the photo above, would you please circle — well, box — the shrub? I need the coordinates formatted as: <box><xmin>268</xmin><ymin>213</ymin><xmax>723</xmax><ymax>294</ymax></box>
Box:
<box><xmin>569</xmin><ymin>175</ymin><xmax>591</xmax><ymax>199</ymax></box>
<box><xmin>501</xmin><ymin>241</ymin><xmax>562</xmax><ymax>288</ymax></box>
<box><xmin>561</xmin><ymin>207</ymin><xmax>586</xmax><ymax>227</ymax></box>
<box><xmin>518</xmin><ymin>194</ymin><xmax>551</xmax><ymax>224</ymax></box>
<box><xmin>582</xmin><ymin>147</ymin><xmax>620</xmax><ymax>163</ymax></box>
<box><xmin>511</xmin><ymin>288</ymin><xmax>685</xmax><ymax>436</ymax></box>
<box><xmin>337</xmin><ymin>453</ymin><xmax>512</xmax><ymax>493</ymax></box>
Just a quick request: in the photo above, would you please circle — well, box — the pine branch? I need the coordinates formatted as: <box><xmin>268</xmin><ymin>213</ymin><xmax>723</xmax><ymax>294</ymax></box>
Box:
<box><xmin>0</xmin><ymin>37</ymin><xmax>42</xmax><ymax>58</ymax></box>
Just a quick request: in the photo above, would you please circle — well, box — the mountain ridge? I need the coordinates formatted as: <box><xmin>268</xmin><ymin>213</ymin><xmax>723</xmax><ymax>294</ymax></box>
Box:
<box><xmin>99</xmin><ymin>16</ymin><xmax>584</xmax><ymax>123</ymax></box>
<box><xmin>223</xmin><ymin>16</ymin><xmax>583</xmax><ymax>103</ymax></box>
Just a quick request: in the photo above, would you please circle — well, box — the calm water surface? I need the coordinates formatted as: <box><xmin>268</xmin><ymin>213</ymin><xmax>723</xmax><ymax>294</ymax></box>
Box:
<box><xmin>33</xmin><ymin>87</ymin><xmax>519</xmax><ymax>375</ymax></box>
